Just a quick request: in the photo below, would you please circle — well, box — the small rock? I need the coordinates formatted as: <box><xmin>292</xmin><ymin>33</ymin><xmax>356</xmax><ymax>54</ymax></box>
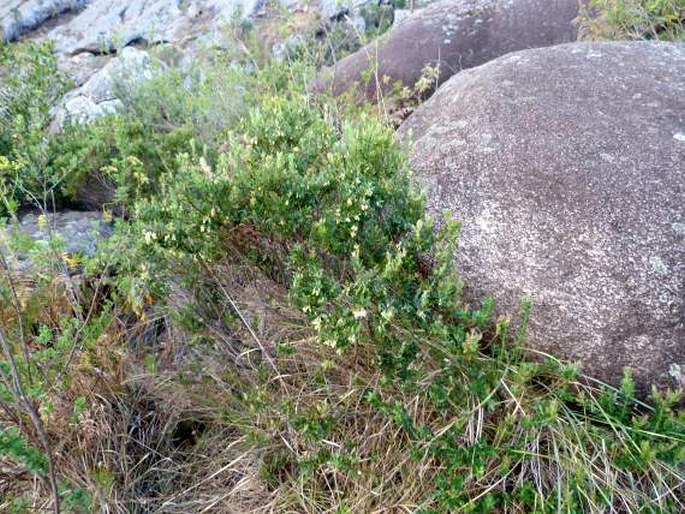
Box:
<box><xmin>272</xmin><ymin>34</ymin><xmax>306</xmax><ymax>61</ymax></box>
<box><xmin>669</xmin><ymin>363</ymin><xmax>684</xmax><ymax>387</ymax></box>
<box><xmin>1</xmin><ymin>210</ymin><xmax>113</xmax><ymax>277</ymax></box>
<box><xmin>350</xmin><ymin>14</ymin><xmax>366</xmax><ymax>35</ymax></box>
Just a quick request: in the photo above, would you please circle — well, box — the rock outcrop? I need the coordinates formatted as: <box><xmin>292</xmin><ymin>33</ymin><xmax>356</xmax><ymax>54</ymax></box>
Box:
<box><xmin>2</xmin><ymin>0</ymin><xmax>262</xmax><ymax>108</ymax></box>
<box><xmin>4</xmin><ymin>0</ymin><xmax>410</xmax><ymax>128</ymax></box>
<box><xmin>399</xmin><ymin>41</ymin><xmax>685</xmax><ymax>396</ymax></box>
<box><xmin>320</xmin><ymin>0</ymin><xmax>579</xmax><ymax>101</ymax></box>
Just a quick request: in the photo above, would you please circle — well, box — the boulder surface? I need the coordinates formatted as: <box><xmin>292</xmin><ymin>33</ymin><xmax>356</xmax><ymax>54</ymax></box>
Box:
<box><xmin>321</xmin><ymin>0</ymin><xmax>579</xmax><ymax>101</ymax></box>
<box><xmin>399</xmin><ymin>41</ymin><xmax>685</xmax><ymax>395</ymax></box>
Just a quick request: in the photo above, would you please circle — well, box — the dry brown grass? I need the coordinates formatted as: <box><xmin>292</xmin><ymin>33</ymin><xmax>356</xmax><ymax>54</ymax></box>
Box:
<box><xmin>2</xmin><ymin>248</ymin><xmax>683</xmax><ymax>512</ymax></box>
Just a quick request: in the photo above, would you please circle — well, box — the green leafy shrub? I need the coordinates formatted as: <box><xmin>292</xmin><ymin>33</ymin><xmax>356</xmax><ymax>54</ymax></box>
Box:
<box><xmin>118</xmin><ymin>73</ymin><xmax>684</xmax><ymax>512</ymax></box>
<box><xmin>0</xmin><ymin>221</ymin><xmax>113</xmax><ymax>511</ymax></box>
<box><xmin>360</xmin><ymin>4</ymin><xmax>396</xmax><ymax>36</ymax></box>
<box><xmin>577</xmin><ymin>0</ymin><xmax>685</xmax><ymax>41</ymax></box>
<box><xmin>0</xmin><ymin>427</ymin><xmax>48</xmax><ymax>474</ymax></box>
<box><xmin>53</xmin><ymin>53</ymin><xmax>300</xmax><ymax>212</ymax></box>
<box><xmin>125</xmin><ymin>92</ymin><xmax>422</xmax><ymax>294</ymax></box>
<box><xmin>52</xmin><ymin>63</ymin><xmax>243</xmax><ymax>210</ymax></box>
<box><xmin>54</xmin><ymin>115</ymin><xmax>194</xmax><ymax>211</ymax></box>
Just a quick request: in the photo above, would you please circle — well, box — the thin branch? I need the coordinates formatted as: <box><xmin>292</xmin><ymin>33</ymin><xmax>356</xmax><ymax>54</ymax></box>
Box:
<box><xmin>0</xmin><ymin>329</ymin><xmax>60</xmax><ymax>513</ymax></box>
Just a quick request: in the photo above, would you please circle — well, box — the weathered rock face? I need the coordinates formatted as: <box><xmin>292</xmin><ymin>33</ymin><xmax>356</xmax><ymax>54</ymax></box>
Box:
<box><xmin>0</xmin><ymin>1</ymin><xmax>87</xmax><ymax>43</ymax></box>
<box><xmin>321</xmin><ymin>0</ymin><xmax>579</xmax><ymax>101</ymax></box>
<box><xmin>399</xmin><ymin>42</ymin><xmax>685</xmax><ymax>396</ymax></box>
<box><xmin>6</xmin><ymin>0</ymin><xmax>402</xmax><ymax>129</ymax></box>
<box><xmin>1</xmin><ymin>0</ymin><xmax>261</xmax><ymax>53</ymax></box>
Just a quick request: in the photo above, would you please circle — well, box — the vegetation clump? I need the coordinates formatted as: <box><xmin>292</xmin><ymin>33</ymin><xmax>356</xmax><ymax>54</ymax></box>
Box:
<box><xmin>0</xmin><ymin>9</ymin><xmax>684</xmax><ymax>513</ymax></box>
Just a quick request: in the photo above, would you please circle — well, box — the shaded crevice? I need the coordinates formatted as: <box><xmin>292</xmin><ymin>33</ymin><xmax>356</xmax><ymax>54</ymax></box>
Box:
<box><xmin>70</xmin><ymin>36</ymin><xmax>169</xmax><ymax>57</ymax></box>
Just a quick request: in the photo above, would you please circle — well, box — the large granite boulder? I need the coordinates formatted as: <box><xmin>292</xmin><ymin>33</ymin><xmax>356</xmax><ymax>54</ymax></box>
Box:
<box><xmin>320</xmin><ymin>0</ymin><xmax>579</xmax><ymax>101</ymax></box>
<box><xmin>398</xmin><ymin>41</ymin><xmax>685</xmax><ymax>396</ymax></box>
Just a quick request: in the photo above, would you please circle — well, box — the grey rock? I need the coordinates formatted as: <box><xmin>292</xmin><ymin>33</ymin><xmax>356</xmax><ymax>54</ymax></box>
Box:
<box><xmin>272</xmin><ymin>41</ymin><xmax>288</xmax><ymax>61</ymax></box>
<box><xmin>59</xmin><ymin>51</ymin><xmax>110</xmax><ymax>88</ymax></box>
<box><xmin>47</xmin><ymin>0</ymin><xmax>258</xmax><ymax>55</ymax></box>
<box><xmin>349</xmin><ymin>14</ymin><xmax>366</xmax><ymax>35</ymax></box>
<box><xmin>3</xmin><ymin>1</ymin><xmax>259</xmax><ymax>125</ymax></box>
<box><xmin>11</xmin><ymin>211</ymin><xmax>112</xmax><ymax>255</ymax></box>
<box><xmin>319</xmin><ymin>0</ymin><xmax>578</xmax><ymax>101</ymax></box>
<box><xmin>272</xmin><ymin>34</ymin><xmax>306</xmax><ymax>61</ymax></box>
<box><xmin>398</xmin><ymin>41</ymin><xmax>685</xmax><ymax>396</ymax></box>
<box><xmin>80</xmin><ymin>47</ymin><xmax>159</xmax><ymax>102</ymax></box>
<box><xmin>57</xmin><ymin>95</ymin><xmax>121</xmax><ymax>126</ymax></box>
<box><xmin>1</xmin><ymin>210</ymin><xmax>112</xmax><ymax>276</ymax></box>
<box><xmin>192</xmin><ymin>27</ymin><xmax>237</xmax><ymax>52</ymax></box>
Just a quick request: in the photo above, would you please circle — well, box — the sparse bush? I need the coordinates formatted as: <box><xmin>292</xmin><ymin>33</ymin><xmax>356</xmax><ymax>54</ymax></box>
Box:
<box><xmin>360</xmin><ymin>4</ymin><xmax>396</xmax><ymax>36</ymax></box>
<box><xmin>53</xmin><ymin>56</ymin><xmax>259</xmax><ymax>211</ymax></box>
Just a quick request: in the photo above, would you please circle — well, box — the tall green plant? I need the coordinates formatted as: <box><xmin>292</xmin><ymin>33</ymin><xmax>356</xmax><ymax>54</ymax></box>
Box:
<box><xmin>0</xmin><ymin>41</ymin><xmax>70</xmax><ymax>213</ymax></box>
